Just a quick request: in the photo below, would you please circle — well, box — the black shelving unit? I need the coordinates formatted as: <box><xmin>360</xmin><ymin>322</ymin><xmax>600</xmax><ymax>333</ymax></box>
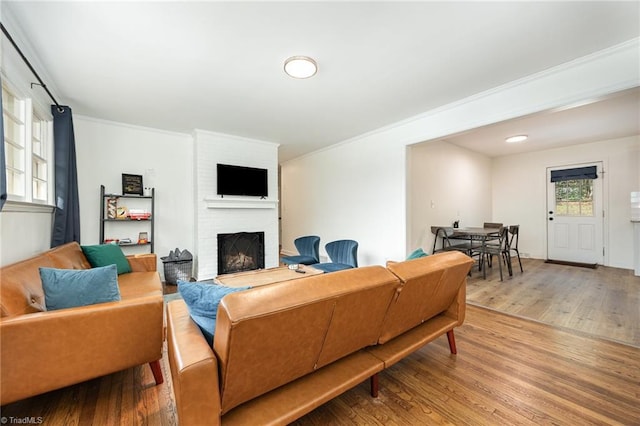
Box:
<box><xmin>100</xmin><ymin>184</ymin><xmax>155</xmax><ymax>253</ymax></box>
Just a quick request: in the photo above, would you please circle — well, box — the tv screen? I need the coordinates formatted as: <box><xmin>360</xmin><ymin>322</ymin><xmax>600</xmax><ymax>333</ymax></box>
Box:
<box><xmin>217</xmin><ymin>164</ymin><xmax>268</xmax><ymax>197</ymax></box>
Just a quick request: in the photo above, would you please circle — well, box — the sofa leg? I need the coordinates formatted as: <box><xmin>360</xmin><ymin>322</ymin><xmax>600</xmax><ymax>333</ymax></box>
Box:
<box><xmin>446</xmin><ymin>330</ymin><xmax>457</xmax><ymax>354</ymax></box>
<box><xmin>370</xmin><ymin>373</ymin><xmax>379</xmax><ymax>398</ymax></box>
<box><xmin>149</xmin><ymin>360</ymin><xmax>164</xmax><ymax>385</ymax></box>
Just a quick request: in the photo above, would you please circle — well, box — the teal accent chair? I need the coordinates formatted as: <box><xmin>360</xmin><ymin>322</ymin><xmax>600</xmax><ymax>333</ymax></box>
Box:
<box><xmin>281</xmin><ymin>235</ymin><xmax>321</xmax><ymax>265</ymax></box>
<box><xmin>312</xmin><ymin>239</ymin><xmax>358</xmax><ymax>273</ymax></box>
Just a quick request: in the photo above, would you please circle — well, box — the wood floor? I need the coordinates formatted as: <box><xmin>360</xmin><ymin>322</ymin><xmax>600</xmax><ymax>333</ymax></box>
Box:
<box><xmin>466</xmin><ymin>258</ymin><xmax>639</xmax><ymax>347</ymax></box>
<box><xmin>2</xmin><ymin>260</ymin><xmax>639</xmax><ymax>425</ymax></box>
<box><xmin>294</xmin><ymin>305</ymin><xmax>640</xmax><ymax>425</ymax></box>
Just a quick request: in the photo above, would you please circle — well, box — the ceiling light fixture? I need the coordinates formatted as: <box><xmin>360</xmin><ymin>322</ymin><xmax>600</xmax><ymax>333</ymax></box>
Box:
<box><xmin>284</xmin><ymin>56</ymin><xmax>317</xmax><ymax>79</ymax></box>
<box><xmin>505</xmin><ymin>135</ymin><xmax>528</xmax><ymax>143</ymax></box>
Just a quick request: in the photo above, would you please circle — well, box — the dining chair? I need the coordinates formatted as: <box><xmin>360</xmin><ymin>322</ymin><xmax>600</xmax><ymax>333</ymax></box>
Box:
<box><xmin>280</xmin><ymin>235</ymin><xmax>320</xmax><ymax>265</ymax></box>
<box><xmin>483</xmin><ymin>222</ymin><xmax>503</xmax><ymax>244</ymax></box>
<box><xmin>476</xmin><ymin>226</ymin><xmax>510</xmax><ymax>281</ymax></box>
<box><xmin>312</xmin><ymin>239</ymin><xmax>358</xmax><ymax>273</ymax></box>
<box><xmin>508</xmin><ymin>225</ymin><xmax>524</xmax><ymax>273</ymax></box>
<box><xmin>483</xmin><ymin>222</ymin><xmax>503</xmax><ymax>229</ymax></box>
<box><xmin>432</xmin><ymin>227</ymin><xmax>475</xmax><ymax>256</ymax></box>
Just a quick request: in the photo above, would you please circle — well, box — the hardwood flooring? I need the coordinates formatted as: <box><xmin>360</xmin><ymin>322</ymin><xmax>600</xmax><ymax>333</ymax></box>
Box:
<box><xmin>466</xmin><ymin>258</ymin><xmax>639</xmax><ymax>347</ymax></box>
<box><xmin>294</xmin><ymin>305</ymin><xmax>640</xmax><ymax>425</ymax></box>
<box><xmin>2</xmin><ymin>260</ymin><xmax>638</xmax><ymax>425</ymax></box>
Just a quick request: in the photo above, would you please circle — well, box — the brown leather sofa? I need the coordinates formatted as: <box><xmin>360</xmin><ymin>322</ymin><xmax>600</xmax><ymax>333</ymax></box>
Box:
<box><xmin>0</xmin><ymin>242</ymin><xmax>164</xmax><ymax>405</ymax></box>
<box><xmin>167</xmin><ymin>251</ymin><xmax>473</xmax><ymax>425</ymax></box>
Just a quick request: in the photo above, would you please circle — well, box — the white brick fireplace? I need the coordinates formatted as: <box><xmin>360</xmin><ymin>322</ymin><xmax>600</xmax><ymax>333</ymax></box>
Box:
<box><xmin>193</xmin><ymin>130</ymin><xmax>279</xmax><ymax>280</ymax></box>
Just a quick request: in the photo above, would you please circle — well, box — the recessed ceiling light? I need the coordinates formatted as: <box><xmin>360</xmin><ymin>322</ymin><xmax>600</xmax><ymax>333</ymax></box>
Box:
<box><xmin>505</xmin><ymin>135</ymin><xmax>528</xmax><ymax>143</ymax></box>
<box><xmin>284</xmin><ymin>56</ymin><xmax>317</xmax><ymax>79</ymax></box>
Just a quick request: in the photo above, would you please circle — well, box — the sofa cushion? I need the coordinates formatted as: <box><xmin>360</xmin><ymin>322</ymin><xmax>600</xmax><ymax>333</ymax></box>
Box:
<box><xmin>118</xmin><ymin>271</ymin><xmax>163</xmax><ymax>300</ymax></box>
<box><xmin>47</xmin><ymin>242</ymin><xmax>92</xmax><ymax>270</ymax></box>
<box><xmin>178</xmin><ymin>281</ymin><xmax>250</xmax><ymax>346</ymax></box>
<box><xmin>39</xmin><ymin>264</ymin><xmax>121</xmax><ymax>311</ymax></box>
<box><xmin>81</xmin><ymin>244</ymin><xmax>131</xmax><ymax>275</ymax></box>
<box><xmin>381</xmin><ymin>251</ymin><xmax>473</xmax><ymax>344</ymax></box>
<box><xmin>214</xmin><ymin>266</ymin><xmax>400</xmax><ymax>414</ymax></box>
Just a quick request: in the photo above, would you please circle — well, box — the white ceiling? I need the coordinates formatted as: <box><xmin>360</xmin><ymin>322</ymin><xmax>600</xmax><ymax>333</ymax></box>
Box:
<box><xmin>3</xmin><ymin>1</ymin><xmax>639</xmax><ymax>162</ymax></box>
<box><xmin>442</xmin><ymin>87</ymin><xmax>640</xmax><ymax>157</ymax></box>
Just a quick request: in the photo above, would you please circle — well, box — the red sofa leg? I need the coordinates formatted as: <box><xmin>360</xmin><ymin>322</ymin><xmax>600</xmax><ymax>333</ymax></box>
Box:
<box><xmin>370</xmin><ymin>373</ymin><xmax>379</xmax><ymax>398</ymax></box>
<box><xmin>149</xmin><ymin>360</ymin><xmax>164</xmax><ymax>385</ymax></box>
<box><xmin>446</xmin><ymin>330</ymin><xmax>457</xmax><ymax>354</ymax></box>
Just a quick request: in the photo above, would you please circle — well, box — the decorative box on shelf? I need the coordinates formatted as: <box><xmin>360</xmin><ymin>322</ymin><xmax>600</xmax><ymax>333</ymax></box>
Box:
<box><xmin>129</xmin><ymin>209</ymin><xmax>152</xmax><ymax>220</ymax></box>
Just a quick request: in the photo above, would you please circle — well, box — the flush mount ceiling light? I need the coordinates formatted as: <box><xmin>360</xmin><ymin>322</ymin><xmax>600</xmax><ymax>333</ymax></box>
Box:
<box><xmin>284</xmin><ymin>56</ymin><xmax>317</xmax><ymax>79</ymax></box>
<box><xmin>505</xmin><ymin>135</ymin><xmax>528</xmax><ymax>143</ymax></box>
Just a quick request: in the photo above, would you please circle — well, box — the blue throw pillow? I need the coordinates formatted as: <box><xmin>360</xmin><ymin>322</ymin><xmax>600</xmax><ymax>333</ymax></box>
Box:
<box><xmin>178</xmin><ymin>281</ymin><xmax>251</xmax><ymax>346</ymax></box>
<box><xmin>40</xmin><ymin>264</ymin><xmax>121</xmax><ymax>311</ymax></box>
<box><xmin>407</xmin><ymin>247</ymin><xmax>429</xmax><ymax>260</ymax></box>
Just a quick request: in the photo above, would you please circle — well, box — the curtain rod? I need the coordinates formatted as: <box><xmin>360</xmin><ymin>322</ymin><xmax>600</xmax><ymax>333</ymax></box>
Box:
<box><xmin>1</xmin><ymin>22</ymin><xmax>64</xmax><ymax>112</ymax></box>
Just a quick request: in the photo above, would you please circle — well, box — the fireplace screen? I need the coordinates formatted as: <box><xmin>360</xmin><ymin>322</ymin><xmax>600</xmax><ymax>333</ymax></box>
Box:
<box><xmin>218</xmin><ymin>232</ymin><xmax>265</xmax><ymax>275</ymax></box>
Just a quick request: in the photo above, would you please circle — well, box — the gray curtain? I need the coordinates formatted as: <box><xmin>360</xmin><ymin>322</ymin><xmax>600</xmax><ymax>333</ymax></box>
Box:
<box><xmin>0</xmin><ymin>76</ymin><xmax>7</xmax><ymax>212</ymax></box>
<box><xmin>51</xmin><ymin>105</ymin><xmax>81</xmax><ymax>247</ymax></box>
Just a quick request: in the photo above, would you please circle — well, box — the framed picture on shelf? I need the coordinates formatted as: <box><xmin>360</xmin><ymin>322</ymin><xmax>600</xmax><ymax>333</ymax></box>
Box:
<box><xmin>138</xmin><ymin>232</ymin><xmax>149</xmax><ymax>244</ymax></box>
<box><xmin>122</xmin><ymin>173</ymin><xmax>143</xmax><ymax>195</ymax></box>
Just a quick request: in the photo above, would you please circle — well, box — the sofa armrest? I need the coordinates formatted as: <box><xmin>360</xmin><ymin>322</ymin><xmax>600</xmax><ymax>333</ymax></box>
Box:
<box><xmin>166</xmin><ymin>300</ymin><xmax>222</xmax><ymax>426</ymax></box>
<box><xmin>0</xmin><ymin>295</ymin><xmax>163</xmax><ymax>405</ymax></box>
<box><xmin>445</xmin><ymin>278</ymin><xmax>466</xmax><ymax>325</ymax></box>
<box><xmin>127</xmin><ymin>253</ymin><xmax>157</xmax><ymax>272</ymax></box>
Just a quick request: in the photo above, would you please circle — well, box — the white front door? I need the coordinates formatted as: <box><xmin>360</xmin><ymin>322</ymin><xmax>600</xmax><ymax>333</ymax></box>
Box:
<box><xmin>546</xmin><ymin>162</ymin><xmax>603</xmax><ymax>265</ymax></box>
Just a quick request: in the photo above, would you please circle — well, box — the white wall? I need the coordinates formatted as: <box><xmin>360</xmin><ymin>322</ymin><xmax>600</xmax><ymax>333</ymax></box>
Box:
<box><xmin>409</xmin><ymin>141</ymin><xmax>492</xmax><ymax>254</ymax></box>
<box><xmin>3</xmin><ymin>114</ymin><xmax>279</xmax><ymax>277</ymax></box>
<box><xmin>492</xmin><ymin>135</ymin><xmax>640</xmax><ymax>268</ymax></box>
<box><xmin>280</xmin><ymin>133</ymin><xmax>408</xmax><ymax>265</ymax></box>
<box><xmin>0</xmin><ymin>208</ymin><xmax>52</xmax><ymax>265</ymax></box>
<box><xmin>193</xmin><ymin>130</ymin><xmax>279</xmax><ymax>280</ymax></box>
<box><xmin>281</xmin><ymin>39</ymin><xmax>639</xmax><ymax>267</ymax></box>
<box><xmin>74</xmin><ymin>116</ymin><xmax>194</xmax><ymax>276</ymax></box>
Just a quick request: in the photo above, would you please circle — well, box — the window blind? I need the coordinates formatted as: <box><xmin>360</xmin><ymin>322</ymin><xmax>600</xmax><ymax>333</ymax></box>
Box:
<box><xmin>550</xmin><ymin>166</ymin><xmax>597</xmax><ymax>182</ymax></box>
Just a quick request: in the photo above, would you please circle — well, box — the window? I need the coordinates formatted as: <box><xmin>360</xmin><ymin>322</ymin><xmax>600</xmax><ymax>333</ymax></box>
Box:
<box><xmin>2</xmin><ymin>84</ymin><xmax>26</xmax><ymax>198</ymax></box>
<box><xmin>32</xmin><ymin>110</ymin><xmax>49</xmax><ymax>201</ymax></box>
<box><xmin>555</xmin><ymin>179</ymin><xmax>594</xmax><ymax>216</ymax></box>
<box><xmin>2</xmin><ymin>81</ymin><xmax>52</xmax><ymax>204</ymax></box>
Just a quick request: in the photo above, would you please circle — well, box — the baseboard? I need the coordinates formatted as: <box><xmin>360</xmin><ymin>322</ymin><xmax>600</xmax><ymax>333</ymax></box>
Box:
<box><xmin>544</xmin><ymin>259</ymin><xmax>597</xmax><ymax>269</ymax></box>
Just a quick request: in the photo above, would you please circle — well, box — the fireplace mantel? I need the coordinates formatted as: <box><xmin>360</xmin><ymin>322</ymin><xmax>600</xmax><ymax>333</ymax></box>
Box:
<box><xmin>204</xmin><ymin>197</ymin><xmax>278</xmax><ymax>209</ymax></box>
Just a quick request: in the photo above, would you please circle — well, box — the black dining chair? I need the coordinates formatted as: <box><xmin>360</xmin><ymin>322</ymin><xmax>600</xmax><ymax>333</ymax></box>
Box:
<box><xmin>431</xmin><ymin>227</ymin><xmax>475</xmax><ymax>256</ymax></box>
<box><xmin>508</xmin><ymin>225</ymin><xmax>524</xmax><ymax>273</ymax></box>
<box><xmin>483</xmin><ymin>222</ymin><xmax>503</xmax><ymax>229</ymax></box>
<box><xmin>476</xmin><ymin>227</ymin><xmax>510</xmax><ymax>281</ymax></box>
<box><xmin>483</xmin><ymin>222</ymin><xmax>503</xmax><ymax>244</ymax></box>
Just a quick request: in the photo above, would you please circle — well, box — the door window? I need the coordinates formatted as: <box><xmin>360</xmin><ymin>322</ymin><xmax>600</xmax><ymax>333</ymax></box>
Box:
<box><xmin>554</xmin><ymin>179</ymin><xmax>593</xmax><ymax>216</ymax></box>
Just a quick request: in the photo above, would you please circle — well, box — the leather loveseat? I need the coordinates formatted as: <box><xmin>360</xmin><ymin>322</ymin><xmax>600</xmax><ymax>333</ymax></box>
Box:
<box><xmin>167</xmin><ymin>250</ymin><xmax>474</xmax><ymax>425</ymax></box>
<box><xmin>0</xmin><ymin>242</ymin><xmax>164</xmax><ymax>405</ymax></box>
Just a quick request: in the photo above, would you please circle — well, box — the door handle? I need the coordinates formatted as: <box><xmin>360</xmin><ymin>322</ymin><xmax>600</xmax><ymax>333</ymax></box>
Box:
<box><xmin>549</xmin><ymin>211</ymin><xmax>553</xmax><ymax>214</ymax></box>
<box><xmin>549</xmin><ymin>217</ymin><xmax>554</xmax><ymax>221</ymax></box>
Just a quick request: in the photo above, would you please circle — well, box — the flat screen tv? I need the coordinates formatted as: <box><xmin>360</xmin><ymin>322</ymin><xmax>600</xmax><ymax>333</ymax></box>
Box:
<box><xmin>217</xmin><ymin>163</ymin><xmax>268</xmax><ymax>197</ymax></box>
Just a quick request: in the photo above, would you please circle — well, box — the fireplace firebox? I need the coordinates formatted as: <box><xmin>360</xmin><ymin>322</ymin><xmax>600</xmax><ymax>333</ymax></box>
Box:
<box><xmin>217</xmin><ymin>232</ymin><xmax>265</xmax><ymax>275</ymax></box>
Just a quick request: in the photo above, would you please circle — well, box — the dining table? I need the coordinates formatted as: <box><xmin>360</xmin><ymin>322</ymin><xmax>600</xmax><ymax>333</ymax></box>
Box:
<box><xmin>449</xmin><ymin>226</ymin><xmax>501</xmax><ymax>242</ymax></box>
<box><xmin>431</xmin><ymin>225</ymin><xmax>505</xmax><ymax>277</ymax></box>
<box><xmin>431</xmin><ymin>225</ymin><xmax>501</xmax><ymax>247</ymax></box>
